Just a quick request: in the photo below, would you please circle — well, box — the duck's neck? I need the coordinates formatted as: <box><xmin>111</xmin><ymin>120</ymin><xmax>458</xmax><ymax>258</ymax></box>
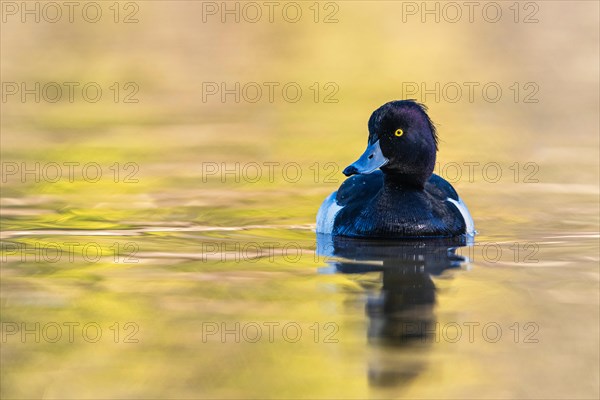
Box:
<box><xmin>383</xmin><ymin>173</ymin><xmax>428</xmax><ymax>190</ymax></box>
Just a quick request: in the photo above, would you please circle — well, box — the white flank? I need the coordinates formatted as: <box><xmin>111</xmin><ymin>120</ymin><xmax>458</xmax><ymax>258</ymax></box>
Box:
<box><xmin>316</xmin><ymin>192</ymin><xmax>344</xmax><ymax>234</ymax></box>
<box><xmin>447</xmin><ymin>197</ymin><xmax>475</xmax><ymax>235</ymax></box>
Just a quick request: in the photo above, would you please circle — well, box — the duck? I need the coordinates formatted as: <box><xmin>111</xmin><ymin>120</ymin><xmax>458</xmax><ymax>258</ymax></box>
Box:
<box><xmin>316</xmin><ymin>100</ymin><xmax>475</xmax><ymax>239</ymax></box>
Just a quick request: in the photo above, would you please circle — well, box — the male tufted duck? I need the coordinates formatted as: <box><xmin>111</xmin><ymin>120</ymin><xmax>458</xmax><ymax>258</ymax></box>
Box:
<box><xmin>316</xmin><ymin>100</ymin><xmax>475</xmax><ymax>239</ymax></box>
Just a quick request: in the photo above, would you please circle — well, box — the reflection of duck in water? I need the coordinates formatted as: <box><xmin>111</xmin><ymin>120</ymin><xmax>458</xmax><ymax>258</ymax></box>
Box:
<box><xmin>317</xmin><ymin>100</ymin><xmax>475</xmax><ymax>239</ymax></box>
<box><xmin>318</xmin><ymin>234</ymin><xmax>467</xmax><ymax>344</ymax></box>
<box><xmin>317</xmin><ymin>234</ymin><xmax>469</xmax><ymax>387</ymax></box>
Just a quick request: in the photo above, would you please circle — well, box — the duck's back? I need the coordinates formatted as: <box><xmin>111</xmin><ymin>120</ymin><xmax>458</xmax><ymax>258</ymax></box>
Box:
<box><xmin>316</xmin><ymin>171</ymin><xmax>383</xmax><ymax>234</ymax></box>
<box><xmin>320</xmin><ymin>173</ymin><xmax>470</xmax><ymax>238</ymax></box>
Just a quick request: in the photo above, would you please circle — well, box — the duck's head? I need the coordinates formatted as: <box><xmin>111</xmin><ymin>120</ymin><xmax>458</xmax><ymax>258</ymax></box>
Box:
<box><xmin>343</xmin><ymin>100</ymin><xmax>438</xmax><ymax>187</ymax></box>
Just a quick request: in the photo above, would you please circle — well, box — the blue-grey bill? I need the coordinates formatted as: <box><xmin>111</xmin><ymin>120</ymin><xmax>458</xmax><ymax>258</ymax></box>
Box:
<box><xmin>343</xmin><ymin>140</ymin><xmax>389</xmax><ymax>176</ymax></box>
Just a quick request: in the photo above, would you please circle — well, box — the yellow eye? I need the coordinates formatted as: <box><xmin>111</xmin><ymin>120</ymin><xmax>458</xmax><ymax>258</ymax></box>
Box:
<box><xmin>394</xmin><ymin>129</ymin><xmax>404</xmax><ymax>137</ymax></box>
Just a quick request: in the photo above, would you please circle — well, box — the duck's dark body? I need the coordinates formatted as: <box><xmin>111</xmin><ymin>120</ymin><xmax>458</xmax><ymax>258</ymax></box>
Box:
<box><xmin>330</xmin><ymin>171</ymin><xmax>465</xmax><ymax>238</ymax></box>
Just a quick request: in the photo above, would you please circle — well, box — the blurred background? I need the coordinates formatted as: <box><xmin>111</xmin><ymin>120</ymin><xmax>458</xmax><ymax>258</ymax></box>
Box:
<box><xmin>1</xmin><ymin>1</ymin><xmax>599</xmax><ymax>399</ymax></box>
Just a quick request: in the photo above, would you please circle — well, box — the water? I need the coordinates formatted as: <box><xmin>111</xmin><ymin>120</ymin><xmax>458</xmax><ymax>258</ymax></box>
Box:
<box><xmin>1</xmin><ymin>1</ymin><xmax>599</xmax><ymax>399</ymax></box>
